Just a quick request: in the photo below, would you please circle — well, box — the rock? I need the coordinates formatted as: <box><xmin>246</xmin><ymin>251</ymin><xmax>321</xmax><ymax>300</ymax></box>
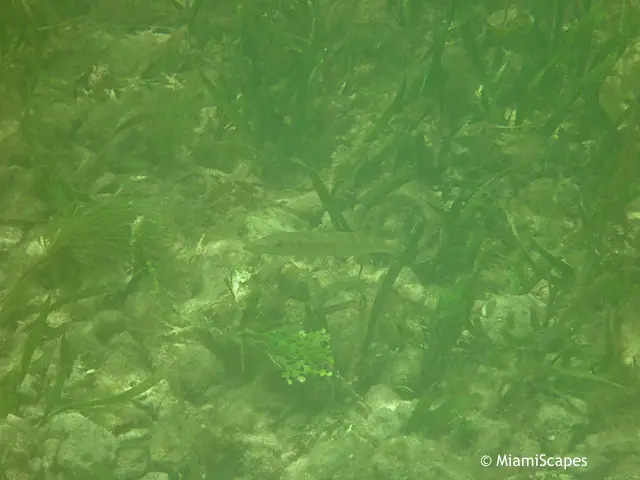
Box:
<box><xmin>536</xmin><ymin>400</ymin><xmax>588</xmax><ymax>452</ymax></box>
<box><xmin>115</xmin><ymin>446</ymin><xmax>149</xmax><ymax>479</ymax></box>
<box><xmin>139</xmin><ymin>473</ymin><xmax>170</xmax><ymax>480</ymax></box>
<box><xmin>473</xmin><ymin>294</ymin><xmax>542</xmax><ymax>346</ymax></box>
<box><xmin>360</xmin><ymin>384</ymin><xmax>416</xmax><ymax>441</ymax></box>
<box><xmin>283</xmin><ymin>432</ymin><xmax>373</xmax><ymax>480</ymax></box>
<box><xmin>372</xmin><ymin>435</ymin><xmax>472</xmax><ymax>480</ymax></box>
<box><xmin>0</xmin><ymin>226</ymin><xmax>22</xmax><ymax>251</ymax></box>
<box><xmin>166</xmin><ymin>344</ymin><xmax>225</xmax><ymax>405</ymax></box>
<box><xmin>46</xmin><ymin>412</ymin><xmax>118</xmax><ymax>477</ymax></box>
<box><xmin>380</xmin><ymin>346</ymin><xmax>422</xmax><ymax>394</ymax></box>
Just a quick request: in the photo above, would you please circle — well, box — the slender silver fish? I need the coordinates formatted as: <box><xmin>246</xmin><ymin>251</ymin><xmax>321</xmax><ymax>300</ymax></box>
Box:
<box><xmin>245</xmin><ymin>231</ymin><xmax>403</xmax><ymax>257</ymax></box>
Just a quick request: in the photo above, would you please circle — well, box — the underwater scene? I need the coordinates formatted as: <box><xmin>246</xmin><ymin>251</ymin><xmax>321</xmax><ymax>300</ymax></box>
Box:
<box><xmin>1</xmin><ymin>1</ymin><xmax>639</xmax><ymax>479</ymax></box>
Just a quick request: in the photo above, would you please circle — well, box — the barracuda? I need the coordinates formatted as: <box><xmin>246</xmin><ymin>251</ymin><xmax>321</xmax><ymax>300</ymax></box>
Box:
<box><xmin>245</xmin><ymin>231</ymin><xmax>403</xmax><ymax>258</ymax></box>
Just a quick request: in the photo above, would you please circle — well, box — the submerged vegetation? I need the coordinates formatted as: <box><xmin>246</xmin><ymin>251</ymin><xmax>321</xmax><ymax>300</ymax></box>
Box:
<box><xmin>1</xmin><ymin>0</ymin><xmax>640</xmax><ymax>478</ymax></box>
